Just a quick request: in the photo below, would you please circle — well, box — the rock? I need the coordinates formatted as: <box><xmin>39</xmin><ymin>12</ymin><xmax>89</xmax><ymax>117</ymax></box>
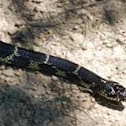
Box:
<box><xmin>51</xmin><ymin>75</ymin><xmax>59</xmax><ymax>81</ymax></box>
<box><xmin>85</xmin><ymin>41</ymin><xmax>95</xmax><ymax>49</ymax></box>
<box><xmin>69</xmin><ymin>32</ymin><xmax>84</xmax><ymax>46</ymax></box>
<box><xmin>2</xmin><ymin>68</ymin><xmax>14</xmax><ymax>77</ymax></box>
<box><xmin>112</xmin><ymin>46</ymin><xmax>125</xmax><ymax>59</ymax></box>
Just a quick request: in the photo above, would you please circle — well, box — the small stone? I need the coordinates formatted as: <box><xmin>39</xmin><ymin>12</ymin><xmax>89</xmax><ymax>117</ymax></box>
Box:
<box><xmin>113</xmin><ymin>46</ymin><xmax>125</xmax><ymax>59</ymax></box>
<box><xmin>103</xmin><ymin>40</ymin><xmax>113</xmax><ymax>48</ymax></box>
<box><xmin>69</xmin><ymin>32</ymin><xmax>84</xmax><ymax>45</ymax></box>
<box><xmin>2</xmin><ymin>68</ymin><xmax>14</xmax><ymax>77</ymax></box>
<box><xmin>15</xmin><ymin>21</ymin><xmax>23</xmax><ymax>28</ymax></box>
<box><xmin>73</xmin><ymin>25</ymin><xmax>79</xmax><ymax>30</ymax></box>
<box><xmin>0</xmin><ymin>75</ymin><xmax>5</xmax><ymax>80</ymax></box>
<box><xmin>0</xmin><ymin>65</ymin><xmax>5</xmax><ymax>70</ymax></box>
<box><xmin>86</xmin><ymin>42</ymin><xmax>95</xmax><ymax>49</ymax></box>
<box><xmin>122</xmin><ymin>70</ymin><xmax>126</xmax><ymax>74</ymax></box>
<box><xmin>5</xmin><ymin>77</ymin><xmax>11</xmax><ymax>82</ymax></box>
<box><xmin>33</xmin><ymin>94</ymin><xmax>39</xmax><ymax>98</ymax></box>
<box><xmin>15</xmin><ymin>69</ymin><xmax>22</xmax><ymax>76</ymax></box>
<box><xmin>106</xmin><ymin>43</ymin><xmax>113</xmax><ymax>48</ymax></box>
<box><xmin>33</xmin><ymin>46</ymin><xmax>41</xmax><ymax>52</ymax></box>
<box><xmin>10</xmin><ymin>78</ymin><xmax>20</xmax><ymax>85</ymax></box>
<box><xmin>31</xmin><ymin>86</ymin><xmax>38</xmax><ymax>91</ymax></box>
<box><xmin>52</xmin><ymin>75</ymin><xmax>59</xmax><ymax>81</ymax></box>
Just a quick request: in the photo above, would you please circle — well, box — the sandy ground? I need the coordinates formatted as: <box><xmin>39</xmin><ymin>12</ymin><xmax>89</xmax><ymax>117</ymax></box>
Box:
<box><xmin>0</xmin><ymin>0</ymin><xmax>126</xmax><ymax>126</ymax></box>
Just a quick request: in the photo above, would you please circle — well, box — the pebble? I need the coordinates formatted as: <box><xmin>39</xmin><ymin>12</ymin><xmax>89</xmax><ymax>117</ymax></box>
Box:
<box><xmin>2</xmin><ymin>68</ymin><xmax>14</xmax><ymax>77</ymax></box>
<box><xmin>31</xmin><ymin>86</ymin><xmax>38</xmax><ymax>91</ymax></box>
<box><xmin>0</xmin><ymin>75</ymin><xmax>5</xmax><ymax>80</ymax></box>
<box><xmin>103</xmin><ymin>40</ymin><xmax>113</xmax><ymax>48</ymax></box>
<box><xmin>0</xmin><ymin>65</ymin><xmax>5</xmax><ymax>70</ymax></box>
<box><xmin>14</xmin><ymin>69</ymin><xmax>23</xmax><ymax>77</ymax></box>
<box><xmin>33</xmin><ymin>46</ymin><xmax>41</xmax><ymax>52</ymax></box>
<box><xmin>122</xmin><ymin>70</ymin><xmax>126</xmax><ymax>74</ymax></box>
<box><xmin>4</xmin><ymin>77</ymin><xmax>11</xmax><ymax>82</ymax></box>
<box><xmin>69</xmin><ymin>32</ymin><xmax>84</xmax><ymax>45</ymax></box>
<box><xmin>87</xmin><ymin>42</ymin><xmax>95</xmax><ymax>49</ymax></box>
<box><xmin>105</xmin><ymin>43</ymin><xmax>113</xmax><ymax>48</ymax></box>
<box><xmin>51</xmin><ymin>75</ymin><xmax>59</xmax><ymax>81</ymax></box>
<box><xmin>112</xmin><ymin>46</ymin><xmax>125</xmax><ymax>59</ymax></box>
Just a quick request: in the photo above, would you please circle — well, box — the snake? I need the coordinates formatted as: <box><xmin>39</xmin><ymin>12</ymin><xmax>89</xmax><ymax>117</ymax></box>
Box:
<box><xmin>0</xmin><ymin>40</ymin><xmax>126</xmax><ymax>102</ymax></box>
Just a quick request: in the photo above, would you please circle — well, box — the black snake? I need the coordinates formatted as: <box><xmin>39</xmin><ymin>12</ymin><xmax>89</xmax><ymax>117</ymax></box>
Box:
<box><xmin>0</xmin><ymin>41</ymin><xmax>126</xmax><ymax>102</ymax></box>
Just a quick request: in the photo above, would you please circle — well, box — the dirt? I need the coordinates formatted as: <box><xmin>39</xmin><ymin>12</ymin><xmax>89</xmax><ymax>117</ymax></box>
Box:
<box><xmin>0</xmin><ymin>0</ymin><xmax>126</xmax><ymax>126</ymax></box>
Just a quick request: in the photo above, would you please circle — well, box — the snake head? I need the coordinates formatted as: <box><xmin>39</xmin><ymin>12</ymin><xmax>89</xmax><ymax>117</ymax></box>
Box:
<box><xmin>98</xmin><ymin>81</ymin><xmax>126</xmax><ymax>102</ymax></box>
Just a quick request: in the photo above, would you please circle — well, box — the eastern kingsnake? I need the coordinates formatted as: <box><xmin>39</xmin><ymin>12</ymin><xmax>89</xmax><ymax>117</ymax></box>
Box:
<box><xmin>0</xmin><ymin>41</ymin><xmax>126</xmax><ymax>102</ymax></box>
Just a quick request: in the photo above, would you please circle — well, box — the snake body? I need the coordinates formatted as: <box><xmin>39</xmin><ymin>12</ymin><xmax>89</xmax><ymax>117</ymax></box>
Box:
<box><xmin>0</xmin><ymin>41</ymin><xmax>126</xmax><ymax>102</ymax></box>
